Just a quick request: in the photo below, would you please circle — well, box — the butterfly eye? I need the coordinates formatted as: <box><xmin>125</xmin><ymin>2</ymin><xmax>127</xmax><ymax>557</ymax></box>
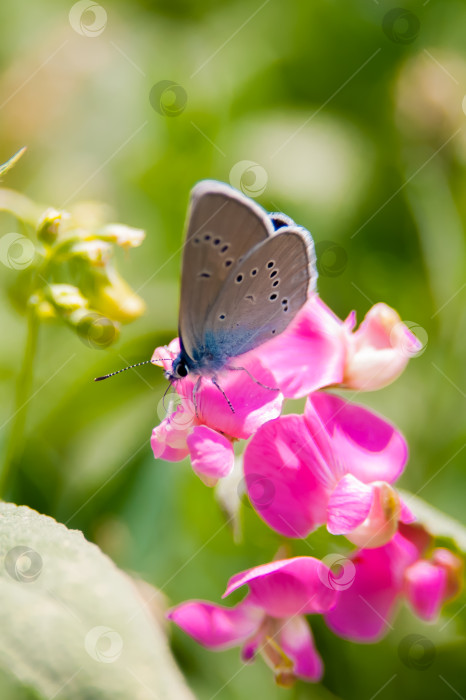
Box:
<box><xmin>225</xmin><ymin>259</ymin><xmax>233</xmax><ymax>268</ymax></box>
<box><xmin>220</xmin><ymin>244</ymin><xmax>229</xmax><ymax>254</ymax></box>
<box><xmin>250</xmin><ymin>268</ymin><xmax>258</xmax><ymax>277</ymax></box>
<box><xmin>175</xmin><ymin>362</ymin><xmax>189</xmax><ymax>378</ymax></box>
<box><xmin>213</xmin><ymin>238</ymin><xmax>221</xmax><ymax>245</ymax></box>
<box><xmin>204</xmin><ymin>234</ymin><xmax>211</xmax><ymax>241</ymax></box>
<box><xmin>269</xmin><ymin>293</ymin><xmax>278</xmax><ymax>301</ymax></box>
<box><xmin>235</xmin><ymin>273</ymin><xmax>244</xmax><ymax>284</ymax></box>
<box><xmin>270</xmin><ymin>269</ymin><xmax>278</xmax><ymax>278</ymax></box>
<box><xmin>219</xmin><ymin>313</ymin><xmax>226</xmax><ymax>320</ymax></box>
<box><xmin>272</xmin><ymin>279</ymin><xmax>280</xmax><ymax>287</ymax></box>
<box><xmin>267</xmin><ymin>260</ymin><xmax>275</xmax><ymax>269</ymax></box>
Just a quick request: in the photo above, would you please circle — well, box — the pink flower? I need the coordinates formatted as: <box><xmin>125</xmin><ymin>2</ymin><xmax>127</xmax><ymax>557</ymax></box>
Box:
<box><xmin>244</xmin><ymin>392</ymin><xmax>412</xmax><ymax>546</ymax></box>
<box><xmin>167</xmin><ymin>557</ymin><xmax>338</xmax><ymax>686</ymax></box>
<box><xmin>325</xmin><ymin>524</ymin><xmax>463</xmax><ymax>641</ymax></box>
<box><xmin>254</xmin><ymin>298</ymin><xmax>421</xmax><ymax>398</ymax></box>
<box><xmin>342</xmin><ymin>303</ymin><xmax>423</xmax><ymax>391</ymax></box>
<box><xmin>151</xmin><ymin>340</ymin><xmax>283</xmax><ymax>486</ymax></box>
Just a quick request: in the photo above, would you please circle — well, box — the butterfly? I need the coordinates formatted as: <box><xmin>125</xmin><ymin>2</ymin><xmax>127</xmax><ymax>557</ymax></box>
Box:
<box><xmin>166</xmin><ymin>180</ymin><xmax>317</xmax><ymax>407</ymax></box>
<box><xmin>96</xmin><ymin>180</ymin><xmax>317</xmax><ymax>411</ymax></box>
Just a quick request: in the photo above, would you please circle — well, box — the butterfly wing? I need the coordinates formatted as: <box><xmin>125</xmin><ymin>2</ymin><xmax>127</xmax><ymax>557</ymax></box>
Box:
<box><xmin>200</xmin><ymin>226</ymin><xmax>317</xmax><ymax>362</ymax></box>
<box><xmin>178</xmin><ymin>180</ymin><xmax>275</xmax><ymax>360</ymax></box>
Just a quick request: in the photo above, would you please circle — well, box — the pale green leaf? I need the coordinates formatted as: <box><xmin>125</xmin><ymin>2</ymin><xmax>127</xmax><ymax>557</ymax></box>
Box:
<box><xmin>0</xmin><ymin>502</ymin><xmax>195</xmax><ymax>700</ymax></box>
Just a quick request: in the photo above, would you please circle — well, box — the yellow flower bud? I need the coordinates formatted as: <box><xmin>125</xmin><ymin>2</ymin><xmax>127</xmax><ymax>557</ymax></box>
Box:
<box><xmin>37</xmin><ymin>208</ymin><xmax>69</xmax><ymax>245</ymax></box>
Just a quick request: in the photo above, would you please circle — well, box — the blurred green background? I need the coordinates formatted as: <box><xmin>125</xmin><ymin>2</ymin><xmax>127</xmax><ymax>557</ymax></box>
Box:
<box><xmin>1</xmin><ymin>0</ymin><xmax>465</xmax><ymax>698</ymax></box>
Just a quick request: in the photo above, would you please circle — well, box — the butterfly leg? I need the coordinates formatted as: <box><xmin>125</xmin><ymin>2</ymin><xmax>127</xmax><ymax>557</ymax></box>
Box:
<box><xmin>192</xmin><ymin>376</ymin><xmax>202</xmax><ymax>418</ymax></box>
<box><xmin>211</xmin><ymin>377</ymin><xmax>235</xmax><ymax>413</ymax></box>
<box><xmin>225</xmin><ymin>365</ymin><xmax>279</xmax><ymax>392</ymax></box>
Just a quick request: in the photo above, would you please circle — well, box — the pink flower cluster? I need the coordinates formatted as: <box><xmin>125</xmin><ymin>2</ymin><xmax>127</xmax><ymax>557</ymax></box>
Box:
<box><xmin>151</xmin><ymin>295</ymin><xmax>462</xmax><ymax>685</ymax></box>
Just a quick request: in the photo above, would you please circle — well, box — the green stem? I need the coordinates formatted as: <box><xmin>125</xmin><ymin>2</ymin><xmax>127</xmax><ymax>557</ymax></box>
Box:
<box><xmin>0</xmin><ymin>308</ymin><xmax>39</xmax><ymax>498</ymax></box>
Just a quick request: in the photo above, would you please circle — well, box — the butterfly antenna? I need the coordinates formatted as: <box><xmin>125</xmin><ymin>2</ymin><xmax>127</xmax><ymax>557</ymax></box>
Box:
<box><xmin>94</xmin><ymin>360</ymin><xmax>165</xmax><ymax>382</ymax></box>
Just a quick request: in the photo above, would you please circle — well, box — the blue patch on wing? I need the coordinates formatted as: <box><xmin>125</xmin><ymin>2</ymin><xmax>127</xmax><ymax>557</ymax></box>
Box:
<box><xmin>189</xmin><ymin>327</ymin><xmax>266</xmax><ymax>375</ymax></box>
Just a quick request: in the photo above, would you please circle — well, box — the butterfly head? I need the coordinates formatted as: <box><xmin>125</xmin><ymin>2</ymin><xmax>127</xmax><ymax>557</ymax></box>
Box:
<box><xmin>166</xmin><ymin>353</ymin><xmax>190</xmax><ymax>382</ymax></box>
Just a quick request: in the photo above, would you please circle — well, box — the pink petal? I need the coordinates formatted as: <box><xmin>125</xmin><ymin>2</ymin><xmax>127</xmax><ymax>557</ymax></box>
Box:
<box><xmin>325</xmin><ymin>533</ymin><xmax>418</xmax><ymax>641</ymax></box>
<box><xmin>342</xmin><ymin>304</ymin><xmax>420</xmax><ymax>391</ymax></box>
<box><xmin>326</xmin><ymin>474</ymin><xmax>373</xmax><ymax>535</ymax></box>
<box><xmin>279</xmin><ymin>616</ymin><xmax>323</xmax><ymax>682</ymax></box>
<box><xmin>177</xmin><ymin>356</ymin><xmax>283</xmax><ymax>440</ymax></box>
<box><xmin>400</xmin><ymin>499</ymin><xmax>416</xmax><ymax>524</ymax></box>
<box><xmin>253</xmin><ymin>295</ymin><xmax>346</xmax><ymax>398</ymax></box>
<box><xmin>305</xmin><ymin>392</ymin><xmax>408</xmax><ymax>484</ymax></box>
<box><xmin>167</xmin><ymin>599</ymin><xmax>262</xmax><ymax>650</ymax></box>
<box><xmin>431</xmin><ymin>548</ymin><xmax>464</xmax><ymax>600</ymax></box>
<box><xmin>187</xmin><ymin>425</ymin><xmax>234</xmax><ymax>486</ymax></box>
<box><xmin>151</xmin><ymin>338</ymin><xmax>180</xmax><ymax>373</ymax></box>
<box><xmin>150</xmin><ymin>417</ymin><xmax>190</xmax><ymax>462</ymax></box>
<box><xmin>343</xmin><ymin>482</ymin><xmax>402</xmax><ymax>549</ymax></box>
<box><xmin>151</xmin><ymin>442</ymin><xmax>190</xmax><ymax>462</ymax></box>
<box><xmin>344</xmin><ymin>310</ymin><xmax>357</xmax><ymax>331</ymax></box>
<box><xmin>404</xmin><ymin>561</ymin><xmax>447</xmax><ymax>621</ymax></box>
<box><xmin>241</xmin><ymin>626</ymin><xmax>265</xmax><ymax>662</ymax></box>
<box><xmin>224</xmin><ymin>557</ymin><xmax>337</xmax><ymax>617</ymax></box>
<box><xmin>244</xmin><ymin>415</ymin><xmax>329</xmax><ymax>538</ymax></box>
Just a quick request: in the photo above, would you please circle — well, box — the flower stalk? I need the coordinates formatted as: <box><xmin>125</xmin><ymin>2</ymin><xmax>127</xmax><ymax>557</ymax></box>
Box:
<box><xmin>0</xmin><ymin>306</ymin><xmax>39</xmax><ymax>496</ymax></box>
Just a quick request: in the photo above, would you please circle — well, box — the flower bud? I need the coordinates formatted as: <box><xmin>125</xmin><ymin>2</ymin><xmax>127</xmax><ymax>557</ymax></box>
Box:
<box><xmin>82</xmin><ymin>264</ymin><xmax>145</xmax><ymax>323</ymax></box>
<box><xmin>343</xmin><ymin>303</ymin><xmax>422</xmax><ymax>391</ymax></box>
<box><xmin>28</xmin><ymin>292</ymin><xmax>56</xmax><ymax>319</ymax></box>
<box><xmin>47</xmin><ymin>284</ymin><xmax>88</xmax><ymax>311</ymax></box>
<box><xmin>36</xmin><ymin>300</ymin><xmax>56</xmax><ymax>319</ymax></box>
<box><xmin>98</xmin><ymin>223</ymin><xmax>145</xmax><ymax>249</ymax></box>
<box><xmin>69</xmin><ymin>239</ymin><xmax>112</xmax><ymax>266</ymax></box>
<box><xmin>37</xmin><ymin>208</ymin><xmax>68</xmax><ymax>245</ymax></box>
<box><xmin>431</xmin><ymin>548</ymin><xmax>463</xmax><ymax>600</ymax></box>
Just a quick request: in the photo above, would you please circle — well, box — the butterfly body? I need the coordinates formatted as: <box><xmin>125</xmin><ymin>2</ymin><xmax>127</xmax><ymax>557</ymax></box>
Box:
<box><xmin>166</xmin><ymin>181</ymin><xmax>318</xmax><ymax>403</ymax></box>
<box><xmin>168</xmin><ymin>339</ymin><xmax>227</xmax><ymax>380</ymax></box>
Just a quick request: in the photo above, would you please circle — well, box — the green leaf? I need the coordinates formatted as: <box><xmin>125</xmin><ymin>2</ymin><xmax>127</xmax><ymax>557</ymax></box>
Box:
<box><xmin>0</xmin><ymin>147</ymin><xmax>27</xmax><ymax>177</ymax></box>
<box><xmin>400</xmin><ymin>490</ymin><xmax>466</xmax><ymax>553</ymax></box>
<box><xmin>0</xmin><ymin>503</ymin><xmax>195</xmax><ymax>700</ymax></box>
<box><xmin>0</xmin><ymin>188</ymin><xmax>42</xmax><ymax>226</ymax></box>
